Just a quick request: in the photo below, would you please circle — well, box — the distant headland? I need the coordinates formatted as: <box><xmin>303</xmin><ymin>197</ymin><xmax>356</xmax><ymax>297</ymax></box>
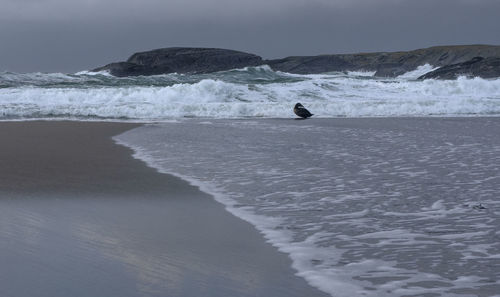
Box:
<box><xmin>93</xmin><ymin>45</ymin><xmax>500</xmax><ymax>79</ymax></box>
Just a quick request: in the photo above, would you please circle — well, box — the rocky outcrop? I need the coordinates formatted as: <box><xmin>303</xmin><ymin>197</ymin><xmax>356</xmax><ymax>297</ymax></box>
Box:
<box><xmin>93</xmin><ymin>48</ymin><xmax>264</xmax><ymax>77</ymax></box>
<box><xmin>266</xmin><ymin>45</ymin><xmax>500</xmax><ymax>77</ymax></box>
<box><xmin>92</xmin><ymin>45</ymin><xmax>500</xmax><ymax>78</ymax></box>
<box><xmin>263</xmin><ymin>54</ymin><xmax>377</xmax><ymax>74</ymax></box>
<box><xmin>418</xmin><ymin>57</ymin><xmax>500</xmax><ymax>80</ymax></box>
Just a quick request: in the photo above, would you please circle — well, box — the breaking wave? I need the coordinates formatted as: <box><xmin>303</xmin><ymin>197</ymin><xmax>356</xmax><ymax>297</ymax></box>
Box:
<box><xmin>1</xmin><ymin>66</ymin><xmax>500</xmax><ymax>120</ymax></box>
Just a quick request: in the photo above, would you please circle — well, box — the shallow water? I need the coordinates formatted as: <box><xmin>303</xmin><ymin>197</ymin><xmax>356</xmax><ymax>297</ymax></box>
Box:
<box><xmin>116</xmin><ymin>118</ymin><xmax>500</xmax><ymax>297</ymax></box>
<box><xmin>0</xmin><ymin>121</ymin><xmax>326</xmax><ymax>297</ymax></box>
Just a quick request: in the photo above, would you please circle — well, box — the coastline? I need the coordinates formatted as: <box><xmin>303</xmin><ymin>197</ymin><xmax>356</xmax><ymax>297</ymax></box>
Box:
<box><xmin>116</xmin><ymin>117</ymin><xmax>500</xmax><ymax>297</ymax></box>
<box><xmin>0</xmin><ymin>121</ymin><xmax>329</xmax><ymax>297</ymax></box>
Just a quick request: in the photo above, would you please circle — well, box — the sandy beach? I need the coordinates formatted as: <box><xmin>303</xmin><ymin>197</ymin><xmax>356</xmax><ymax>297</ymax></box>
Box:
<box><xmin>0</xmin><ymin>121</ymin><xmax>329</xmax><ymax>297</ymax></box>
<box><xmin>2</xmin><ymin>1</ymin><xmax>499</xmax><ymax>293</ymax></box>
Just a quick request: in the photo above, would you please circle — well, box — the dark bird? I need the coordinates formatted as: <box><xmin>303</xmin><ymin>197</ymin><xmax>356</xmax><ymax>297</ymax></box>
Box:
<box><xmin>294</xmin><ymin>103</ymin><xmax>313</xmax><ymax>118</ymax></box>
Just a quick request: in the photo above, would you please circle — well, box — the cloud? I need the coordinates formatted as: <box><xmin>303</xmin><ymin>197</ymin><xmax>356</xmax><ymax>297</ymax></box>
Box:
<box><xmin>1</xmin><ymin>0</ymin><xmax>306</xmax><ymax>22</ymax></box>
<box><xmin>1</xmin><ymin>0</ymin><xmax>499</xmax><ymax>72</ymax></box>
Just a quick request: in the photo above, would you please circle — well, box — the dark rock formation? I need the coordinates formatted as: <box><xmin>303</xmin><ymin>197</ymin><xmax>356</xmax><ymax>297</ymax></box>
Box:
<box><xmin>94</xmin><ymin>62</ymin><xmax>152</xmax><ymax>77</ymax></box>
<box><xmin>92</xmin><ymin>45</ymin><xmax>500</xmax><ymax>78</ymax></box>
<box><xmin>265</xmin><ymin>55</ymin><xmax>366</xmax><ymax>74</ymax></box>
<box><xmin>93</xmin><ymin>48</ymin><xmax>264</xmax><ymax>77</ymax></box>
<box><xmin>266</xmin><ymin>45</ymin><xmax>500</xmax><ymax>77</ymax></box>
<box><xmin>418</xmin><ymin>57</ymin><xmax>500</xmax><ymax>80</ymax></box>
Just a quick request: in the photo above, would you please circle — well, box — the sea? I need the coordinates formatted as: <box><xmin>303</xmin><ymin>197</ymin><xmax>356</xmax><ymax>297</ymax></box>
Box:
<box><xmin>1</xmin><ymin>64</ymin><xmax>500</xmax><ymax>120</ymax></box>
<box><xmin>2</xmin><ymin>65</ymin><xmax>500</xmax><ymax>296</ymax></box>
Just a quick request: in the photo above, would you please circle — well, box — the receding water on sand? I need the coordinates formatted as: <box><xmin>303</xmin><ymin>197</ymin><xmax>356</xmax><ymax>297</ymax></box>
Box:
<box><xmin>116</xmin><ymin>118</ymin><xmax>500</xmax><ymax>297</ymax></box>
<box><xmin>0</xmin><ymin>122</ymin><xmax>327</xmax><ymax>297</ymax></box>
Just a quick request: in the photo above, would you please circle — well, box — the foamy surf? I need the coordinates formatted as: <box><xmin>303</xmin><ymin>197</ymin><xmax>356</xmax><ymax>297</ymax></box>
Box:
<box><xmin>115</xmin><ymin>118</ymin><xmax>500</xmax><ymax>297</ymax></box>
<box><xmin>396</xmin><ymin>64</ymin><xmax>440</xmax><ymax>79</ymax></box>
<box><xmin>1</xmin><ymin>66</ymin><xmax>500</xmax><ymax>120</ymax></box>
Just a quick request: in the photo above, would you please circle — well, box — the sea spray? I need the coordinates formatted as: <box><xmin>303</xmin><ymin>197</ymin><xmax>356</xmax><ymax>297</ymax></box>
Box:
<box><xmin>1</xmin><ymin>66</ymin><xmax>500</xmax><ymax>120</ymax></box>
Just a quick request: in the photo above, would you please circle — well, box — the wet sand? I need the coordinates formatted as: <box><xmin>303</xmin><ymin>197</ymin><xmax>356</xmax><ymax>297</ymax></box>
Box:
<box><xmin>0</xmin><ymin>121</ymin><xmax>329</xmax><ymax>297</ymax></box>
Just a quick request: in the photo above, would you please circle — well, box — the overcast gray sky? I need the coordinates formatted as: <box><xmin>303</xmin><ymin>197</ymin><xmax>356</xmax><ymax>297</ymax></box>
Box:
<box><xmin>1</xmin><ymin>0</ymin><xmax>499</xmax><ymax>73</ymax></box>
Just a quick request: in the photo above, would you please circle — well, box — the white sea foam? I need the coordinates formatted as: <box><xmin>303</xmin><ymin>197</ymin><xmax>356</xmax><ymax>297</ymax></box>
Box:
<box><xmin>347</xmin><ymin>70</ymin><xmax>376</xmax><ymax>77</ymax></box>
<box><xmin>74</xmin><ymin>70</ymin><xmax>113</xmax><ymax>76</ymax></box>
<box><xmin>1</xmin><ymin>69</ymin><xmax>500</xmax><ymax>120</ymax></box>
<box><xmin>115</xmin><ymin>119</ymin><xmax>500</xmax><ymax>297</ymax></box>
<box><xmin>397</xmin><ymin>64</ymin><xmax>439</xmax><ymax>79</ymax></box>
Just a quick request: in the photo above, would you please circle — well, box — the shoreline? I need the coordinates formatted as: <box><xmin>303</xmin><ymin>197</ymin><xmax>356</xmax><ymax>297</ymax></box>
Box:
<box><xmin>115</xmin><ymin>117</ymin><xmax>500</xmax><ymax>297</ymax></box>
<box><xmin>0</xmin><ymin>121</ymin><xmax>329</xmax><ymax>297</ymax></box>
<box><xmin>2</xmin><ymin>114</ymin><xmax>500</xmax><ymax>123</ymax></box>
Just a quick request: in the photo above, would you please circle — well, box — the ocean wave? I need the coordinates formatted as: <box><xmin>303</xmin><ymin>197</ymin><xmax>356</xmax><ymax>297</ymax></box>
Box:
<box><xmin>346</xmin><ymin>70</ymin><xmax>376</xmax><ymax>77</ymax></box>
<box><xmin>396</xmin><ymin>64</ymin><xmax>439</xmax><ymax>79</ymax></box>
<box><xmin>74</xmin><ymin>70</ymin><xmax>113</xmax><ymax>76</ymax></box>
<box><xmin>1</xmin><ymin>68</ymin><xmax>500</xmax><ymax>120</ymax></box>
